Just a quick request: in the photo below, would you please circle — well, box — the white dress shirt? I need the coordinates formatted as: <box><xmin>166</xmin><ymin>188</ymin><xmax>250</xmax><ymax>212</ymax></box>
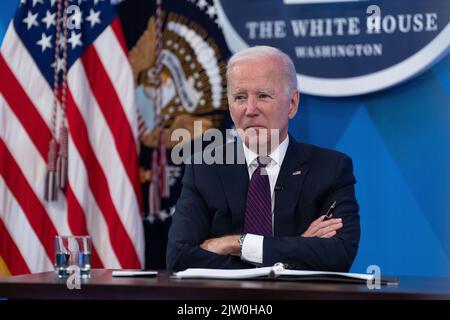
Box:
<box><xmin>240</xmin><ymin>135</ymin><xmax>289</xmax><ymax>264</ymax></box>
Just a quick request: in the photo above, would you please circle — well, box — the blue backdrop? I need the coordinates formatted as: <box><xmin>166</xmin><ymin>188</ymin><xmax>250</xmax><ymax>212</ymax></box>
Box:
<box><xmin>2</xmin><ymin>0</ymin><xmax>449</xmax><ymax>276</ymax></box>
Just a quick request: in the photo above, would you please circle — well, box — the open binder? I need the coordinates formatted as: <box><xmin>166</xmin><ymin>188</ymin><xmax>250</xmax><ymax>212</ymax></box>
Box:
<box><xmin>172</xmin><ymin>263</ymin><xmax>399</xmax><ymax>285</ymax></box>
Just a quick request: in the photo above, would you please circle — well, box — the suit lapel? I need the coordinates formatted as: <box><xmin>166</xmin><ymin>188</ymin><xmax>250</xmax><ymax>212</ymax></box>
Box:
<box><xmin>218</xmin><ymin>141</ymin><xmax>249</xmax><ymax>232</ymax></box>
<box><xmin>274</xmin><ymin>136</ymin><xmax>310</xmax><ymax>235</ymax></box>
<box><xmin>218</xmin><ymin>137</ymin><xmax>310</xmax><ymax>235</ymax></box>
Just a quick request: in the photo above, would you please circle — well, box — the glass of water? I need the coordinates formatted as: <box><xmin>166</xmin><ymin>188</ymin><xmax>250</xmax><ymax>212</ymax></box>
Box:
<box><xmin>54</xmin><ymin>235</ymin><xmax>92</xmax><ymax>278</ymax></box>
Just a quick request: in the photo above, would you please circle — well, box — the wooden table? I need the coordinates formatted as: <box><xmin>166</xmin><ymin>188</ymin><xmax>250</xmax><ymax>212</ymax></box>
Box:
<box><xmin>0</xmin><ymin>269</ymin><xmax>449</xmax><ymax>300</ymax></box>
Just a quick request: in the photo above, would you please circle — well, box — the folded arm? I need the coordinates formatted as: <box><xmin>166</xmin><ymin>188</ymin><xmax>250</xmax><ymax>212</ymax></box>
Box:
<box><xmin>166</xmin><ymin>163</ymin><xmax>253</xmax><ymax>271</ymax></box>
<box><xmin>262</xmin><ymin>155</ymin><xmax>360</xmax><ymax>272</ymax></box>
<box><xmin>167</xmin><ymin>154</ymin><xmax>360</xmax><ymax>272</ymax></box>
<box><xmin>200</xmin><ymin>155</ymin><xmax>360</xmax><ymax>272</ymax></box>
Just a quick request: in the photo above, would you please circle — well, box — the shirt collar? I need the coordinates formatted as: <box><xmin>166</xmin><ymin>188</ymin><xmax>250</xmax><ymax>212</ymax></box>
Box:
<box><xmin>242</xmin><ymin>135</ymin><xmax>290</xmax><ymax>168</ymax></box>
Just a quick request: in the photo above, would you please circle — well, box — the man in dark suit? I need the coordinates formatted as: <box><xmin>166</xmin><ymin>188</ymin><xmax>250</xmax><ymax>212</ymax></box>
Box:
<box><xmin>167</xmin><ymin>46</ymin><xmax>360</xmax><ymax>272</ymax></box>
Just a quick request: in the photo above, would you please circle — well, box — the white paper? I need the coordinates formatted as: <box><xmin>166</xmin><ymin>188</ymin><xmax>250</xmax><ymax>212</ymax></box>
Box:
<box><xmin>172</xmin><ymin>266</ymin><xmax>374</xmax><ymax>282</ymax></box>
<box><xmin>173</xmin><ymin>267</ymin><xmax>273</xmax><ymax>279</ymax></box>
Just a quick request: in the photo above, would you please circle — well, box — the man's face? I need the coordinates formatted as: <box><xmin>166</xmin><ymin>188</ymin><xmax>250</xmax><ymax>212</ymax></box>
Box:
<box><xmin>227</xmin><ymin>56</ymin><xmax>299</xmax><ymax>152</ymax></box>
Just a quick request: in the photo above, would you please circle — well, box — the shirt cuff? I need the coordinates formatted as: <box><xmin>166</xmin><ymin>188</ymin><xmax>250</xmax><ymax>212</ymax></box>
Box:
<box><xmin>241</xmin><ymin>234</ymin><xmax>263</xmax><ymax>264</ymax></box>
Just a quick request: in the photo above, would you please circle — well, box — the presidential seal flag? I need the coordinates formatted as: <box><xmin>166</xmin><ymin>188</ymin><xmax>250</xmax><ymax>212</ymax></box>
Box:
<box><xmin>0</xmin><ymin>0</ymin><xmax>144</xmax><ymax>276</ymax></box>
<box><xmin>119</xmin><ymin>0</ymin><xmax>232</xmax><ymax>268</ymax></box>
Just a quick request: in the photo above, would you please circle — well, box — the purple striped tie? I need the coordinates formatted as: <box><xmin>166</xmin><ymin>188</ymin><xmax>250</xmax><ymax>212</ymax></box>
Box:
<box><xmin>244</xmin><ymin>157</ymin><xmax>272</xmax><ymax>236</ymax></box>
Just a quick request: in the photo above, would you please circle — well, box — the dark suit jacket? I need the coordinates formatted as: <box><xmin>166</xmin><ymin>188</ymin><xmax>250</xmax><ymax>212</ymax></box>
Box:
<box><xmin>167</xmin><ymin>135</ymin><xmax>360</xmax><ymax>272</ymax></box>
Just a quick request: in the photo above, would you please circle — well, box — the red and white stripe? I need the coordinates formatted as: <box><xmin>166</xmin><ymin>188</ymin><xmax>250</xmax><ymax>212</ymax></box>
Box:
<box><xmin>0</xmin><ymin>18</ymin><xmax>144</xmax><ymax>275</ymax></box>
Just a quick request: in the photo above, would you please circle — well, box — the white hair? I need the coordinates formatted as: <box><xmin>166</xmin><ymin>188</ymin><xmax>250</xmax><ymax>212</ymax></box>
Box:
<box><xmin>226</xmin><ymin>46</ymin><xmax>298</xmax><ymax>93</ymax></box>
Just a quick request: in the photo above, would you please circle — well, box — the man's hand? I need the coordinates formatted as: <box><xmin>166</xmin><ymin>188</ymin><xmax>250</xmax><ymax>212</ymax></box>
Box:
<box><xmin>200</xmin><ymin>235</ymin><xmax>241</xmax><ymax>256</ymax></box>
<box><xmin>301</xmin><ymin>216</ymin><xmax>343</xmax><ymax>238</ymax></box>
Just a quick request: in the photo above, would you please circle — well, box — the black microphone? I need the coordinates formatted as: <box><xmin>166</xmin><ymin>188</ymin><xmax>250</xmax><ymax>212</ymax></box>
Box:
<box><xmin>275</xmin><ymin>184</ymin><xmax>283</xmax><ymax>191</ymax></box>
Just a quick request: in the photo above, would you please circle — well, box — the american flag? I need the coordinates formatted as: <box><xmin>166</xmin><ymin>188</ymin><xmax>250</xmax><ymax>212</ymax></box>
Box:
<box><xmin>0</xmin><ymin>0</ymin><xmax>144</xmax><ymax>275</ymax></box>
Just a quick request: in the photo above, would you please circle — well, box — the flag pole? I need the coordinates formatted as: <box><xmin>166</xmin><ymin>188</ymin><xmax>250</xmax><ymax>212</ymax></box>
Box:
<box><xmin>57</xmin><ymin>0</ymin><xmax>70</xmax><ymax>191</ymax></box>
<box><xmin>149</xmin><ymin>0</ymin><xmax>169</xmax><ymax>217</ymax></box>
<box><xmin>46</xmin><ymin>0</ymin><xmax>68</xmax><ymax>201</ymax></box>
